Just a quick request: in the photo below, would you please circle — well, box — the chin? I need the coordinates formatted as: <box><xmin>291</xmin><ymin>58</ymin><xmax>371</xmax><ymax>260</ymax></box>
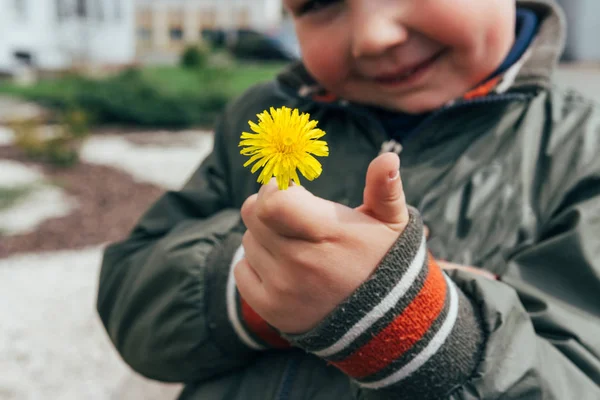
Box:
<box><xmin>384</xmin><ymin>96</ymin><xmax>450</xmax><ymax>114</ymax></box>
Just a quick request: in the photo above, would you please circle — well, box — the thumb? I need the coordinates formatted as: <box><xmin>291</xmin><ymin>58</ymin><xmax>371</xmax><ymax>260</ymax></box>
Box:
<box><xmin>359</xmin><ymin>152</ymin><xmax>409</xmax><ymax>231</ymax></box>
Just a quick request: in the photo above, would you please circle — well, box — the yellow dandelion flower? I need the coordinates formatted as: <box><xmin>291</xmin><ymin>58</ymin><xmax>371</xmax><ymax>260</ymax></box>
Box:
<box><xmin>239</xmin><ymin>106</ymin><xmax>329</xmax><ymax>190</ymax></box>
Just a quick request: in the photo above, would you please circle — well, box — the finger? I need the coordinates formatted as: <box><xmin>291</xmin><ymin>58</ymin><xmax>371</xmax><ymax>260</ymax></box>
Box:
<box><xmin>241</xmin><ymin>192</ymin><xmax>290</xmax><ymax>253</ymax></box>
<box><xmin>437</xmin><ymin>260</ymin><xmax>497</xmax><ymax>280</ymax></box>
<box><xmin>234</xmin><ymin>257</ymin><xmax>268</xmax><ymax>309</ymax></box>
<box><xmin>254</xmin><ymin>181</ymin><xmax>339</xmax><ymax>242</ymax></box>
<box><xmin>242</xmin><ymin>230</ymin><xmax>278</xmax><ymax>279</ymax></box>
<box><xmin>360</xmin><ymin>152</ymin><xmax>409</xmax><ymax>231</ymax></box>
<box><xmin>257</xmin><ymin>177</ymin><xmax>280</xmax><ymax>200</ymax></box>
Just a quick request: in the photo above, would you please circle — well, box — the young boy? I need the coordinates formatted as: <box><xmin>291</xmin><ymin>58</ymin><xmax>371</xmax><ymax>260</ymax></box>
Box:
<box><xmin>97</xmin><ymin>0</ymin><xmax>600</xmax><ymax>398</ymax></box>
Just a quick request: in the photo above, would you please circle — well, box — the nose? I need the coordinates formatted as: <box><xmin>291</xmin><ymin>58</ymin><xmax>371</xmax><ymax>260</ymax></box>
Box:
<box><xmin>350</xmin><ymin>5</ymin><xmax>409</xmax><ymax>58</ymax></box>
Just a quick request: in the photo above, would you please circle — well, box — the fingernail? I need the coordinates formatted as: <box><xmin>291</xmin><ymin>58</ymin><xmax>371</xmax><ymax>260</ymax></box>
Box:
<box><xmin>389</xmin><ymin>169</ymin><xmax>400</xmax><ymax>181</ymax></box>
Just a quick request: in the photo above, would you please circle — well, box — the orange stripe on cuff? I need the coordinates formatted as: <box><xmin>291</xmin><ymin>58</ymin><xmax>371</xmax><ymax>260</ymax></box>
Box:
<box><xmin>240</xmin><ymin>298</ymin><xmax>291</xmax><ymax>349</ymax></box>
<box><xmin>332</xmin><ymin>258</ymin><xmax>447</xmax><ymax>378</ymax></box>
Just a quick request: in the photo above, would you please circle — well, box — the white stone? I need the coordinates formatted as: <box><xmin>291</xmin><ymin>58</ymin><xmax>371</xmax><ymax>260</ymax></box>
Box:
<box><xmin>0</xmin><ymin>126</ymin><xmax>15</xmax><ymax>146</ymax></box>
<box><xmin>0</xmin><ymin>185</ymin><xmax>76</xmax><ymax>235</ymax></box>
<box><xmin>80</xmin><ymin>132</ymin><xmax>214</xmax><ymax>190</ymax></box>
<box><xmin>0</xmin><ymin>160</ymin><xmax>43</xmax><ymax>188</ymax></box>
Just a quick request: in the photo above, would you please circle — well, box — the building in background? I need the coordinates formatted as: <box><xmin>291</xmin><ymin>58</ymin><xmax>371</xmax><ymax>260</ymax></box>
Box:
<box><xmin>0</xmin><ymin>0</ymin><xmax>135</xmax><ymax>76</ymax></box>
<box><xmin>134</xmin><ymin>0</ymin><xmax>283</xmax><ymax>61</ymax></box>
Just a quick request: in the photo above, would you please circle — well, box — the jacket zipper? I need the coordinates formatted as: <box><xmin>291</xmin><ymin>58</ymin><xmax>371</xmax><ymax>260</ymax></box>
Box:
<box><xmin>275</xmin><ymin>355</ymin><xmax>301</xmax><ymax>400</ymax></box>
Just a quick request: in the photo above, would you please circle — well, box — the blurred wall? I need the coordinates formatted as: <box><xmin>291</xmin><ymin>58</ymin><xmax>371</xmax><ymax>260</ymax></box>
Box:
<box><xmin>556</xmin><ymin>0</ymin><xmax>600</xmax><ymax>61</ymax></box>
<box><xmin>134</xmin><ymin>0</ymin><xmax>283</xmax><ymax>59</ymax></box>
<box><xmin>0</xmin><ymin>0</ymin><xmax>135</xmax><ymax>74</ymax></box>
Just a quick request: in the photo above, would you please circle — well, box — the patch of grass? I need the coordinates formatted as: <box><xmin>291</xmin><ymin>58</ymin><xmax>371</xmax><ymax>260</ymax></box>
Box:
<box><xmin>138</xmin><ymin>66</ymin><xmax>203</xmax><ymax>95</ymax></box>
<box><xmin>0</xmin><ymin>77</ymin><xmax>78</xmax><ymax>99</ymax></box>
<box><xmin>0</xmin><ymin>62</ymin><xmax>287</xmax><ymax>128</ymax></box>
<box><xmin>0</xmin><ymin>185</ymin><xmax>35</xmax><ymax>211</ymax></box>
<box><xmin>0</xmin><ymin>63</ymin><xmax>286</xmax><ymax>102</ymax></box>
<box><xmin>227</xmin><ymin>63</ymin><xmax>288</xmax><ymax>96</ymax></box>
<box><xmin>139</xmin><ymin>62</ymin><xmax>287</xmax><ymax>97</ymax></box>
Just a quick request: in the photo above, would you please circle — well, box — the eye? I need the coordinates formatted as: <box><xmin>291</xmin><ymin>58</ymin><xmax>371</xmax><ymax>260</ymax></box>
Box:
<box><xmin>296</xmin><ymin>0</ymin><xmax>342</xmax><ymax>16</ymax></box>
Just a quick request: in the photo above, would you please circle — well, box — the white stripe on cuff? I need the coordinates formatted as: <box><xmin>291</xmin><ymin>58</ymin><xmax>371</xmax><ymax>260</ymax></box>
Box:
<box><xmin>226</xmin><ymin>244</ymin><xmax>265</xmax><ymax>351</ymax></box>
<box><xmin>314</xmin><ymin>235</ymin><xmax>427</xmax><ymax>358</ymax></box>
<box><xmin>358</xmin><ymin>274</ymin><xmax>459</xmax><ymax>389</ymax></box>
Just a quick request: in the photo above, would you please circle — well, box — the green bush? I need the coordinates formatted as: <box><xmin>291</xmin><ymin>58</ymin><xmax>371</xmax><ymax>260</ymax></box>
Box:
<box><xmin>0</xmin><ymin>63</ymin><xmax>284</xmax><ymax>128</ymax></box>
<box><xmin>73</xmin><ymin>69</ymin><xmax>229</xmax><ymax>127</ymax></box>
<box><xmin>229</xmin><ymin>35</ymin><xmax>293</xmax><ymax>61</ymax></box>
<box><xmin>11</xmin><ymin>119</ymin><xmax>46</xmax><ymax>158</ymax></box>
<box><xmin>10</xmin><ymin>108</ymin><xmax>90</xmax><ymax>168</ymax></box>
<box><xmin>44</xmin><ymin>136</ymin><xmax>80</xmax><ymax>167</ymax></box>
<box><xmin>180</xmin><ymin>44</ymin><xmax>211</xmax><ymax>69</ymax></box>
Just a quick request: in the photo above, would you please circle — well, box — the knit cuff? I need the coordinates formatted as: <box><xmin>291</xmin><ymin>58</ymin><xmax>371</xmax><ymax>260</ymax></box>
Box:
<box><xmin>206</xmin><ymin>232</ymin><xmax>290</xmax><ymax>356</ymax></box>
<box><xmin>226</xmin><ymin>244</ymin><xmax>291</xmax><ymax>350</ymax></box>
<box><xmin>283</xmin><ymin>208</ymin><xmax>484</xmax><ymax>399</ymax></box>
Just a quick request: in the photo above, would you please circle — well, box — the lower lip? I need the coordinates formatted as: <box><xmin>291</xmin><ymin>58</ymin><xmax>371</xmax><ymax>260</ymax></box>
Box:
<box><xmin>373</xmin><ymin>51</ymin><xmax>444</xmax><ymax>89</ymax></box>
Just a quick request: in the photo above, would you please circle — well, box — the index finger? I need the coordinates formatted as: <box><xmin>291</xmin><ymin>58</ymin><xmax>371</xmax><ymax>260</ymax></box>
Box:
<box><xmin>254</xmin><ymin>179</ymin><xmax>341</xmax><ymax>242</ymax></box>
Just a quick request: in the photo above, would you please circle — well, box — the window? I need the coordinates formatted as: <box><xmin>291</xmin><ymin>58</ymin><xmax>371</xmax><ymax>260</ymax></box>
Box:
<box><xmin>137</xmin><ymin>27</ymin><xmax>152</xmax><ymax>41</ymax></box>
<box><xmin>137</xmin><ymin>26</ymin><xmax>153</xmax><ymax>52</ymax></box>
<box><xmin>170</xmin><ymin>27</ymin><xmax>183</xmax><ymax>41</ymax></box>
<box><xmin>14</xmin><ymin>51</ymin><xmax>33</xmax><ymax>67</ymax></box>
<box><xmin>168</xmin><ymin>9</ymin><xmax>185</xmax><ymax>43</ymax></box>
<box><xmin>76</xmin><ymin>0</ymin><xmax>87</xmax><ymax>18</ymax></box>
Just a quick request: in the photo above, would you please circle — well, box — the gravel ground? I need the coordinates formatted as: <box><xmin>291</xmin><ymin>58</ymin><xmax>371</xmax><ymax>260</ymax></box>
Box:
<box><xmin>1</xmin><ymin>130</ymin><xmax>213</xmax><ymax>400</ymax></box>
<box><xmin>0</xmin><ymin>147</ymin><xmax>164</xmax><ymax>258</ymax></box>
<box><xmin>0</xmin><ymin>160</ymin><xmax>75</xmax><ymax>236</ymax></box>
<box><xmin>80</xmin><ymin>132</ymin><xmax>214</xmax><ymax>190</ymax></box>
<box><xmin>0</xmin><ymin>248</ymin><xmax>182</xmax><ymax>400</ymax></box>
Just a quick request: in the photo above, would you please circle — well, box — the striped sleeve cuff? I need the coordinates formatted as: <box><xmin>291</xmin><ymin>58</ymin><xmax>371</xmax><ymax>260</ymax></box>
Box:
<box><xmin>283</xmin><ymin>208</ymin><xmax>484</xmax><ymax>399</ymax></box>
<box><xmin>206</xmin><ymin>232</ymin><xmax>290</xmax><ymax>357</ymax></box>
<box><xmin>226</xmin><ymin>245</ymin><xmax>291</xmax><ymax>350</ymax></box>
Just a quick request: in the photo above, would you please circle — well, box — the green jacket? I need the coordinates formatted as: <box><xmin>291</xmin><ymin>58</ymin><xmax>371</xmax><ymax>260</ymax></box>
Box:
<box><xmin>97</xmin><ymin>1</ymin><xmax>600</xmax><ymax>398</ymax></box>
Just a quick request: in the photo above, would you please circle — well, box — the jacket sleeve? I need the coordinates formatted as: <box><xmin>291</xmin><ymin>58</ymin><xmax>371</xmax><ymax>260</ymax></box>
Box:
<box><xmin>282</xmin><ymin>208</ymin><xmax>487</xmax><ymax>400</ymax></box>
<box><xmin>445</xmin><ymin>93</ymin><xmax>600</xmax><ymax>399</ymax></box>
<box><xmin>96</xmin><ymin>114</ymin><xmax>289</xmax><ymax>384</ymax></box>
<box><xmin>446</xmin><ymin>192</ymin><xmax>600</xmax><ymax>399</ymax></box>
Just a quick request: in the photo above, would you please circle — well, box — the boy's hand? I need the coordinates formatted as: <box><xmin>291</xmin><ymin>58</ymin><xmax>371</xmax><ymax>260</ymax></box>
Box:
<box><xmin>235</xmin><ymin>153</ymin><xmax>409</xmax><ymax>334</ymax></box>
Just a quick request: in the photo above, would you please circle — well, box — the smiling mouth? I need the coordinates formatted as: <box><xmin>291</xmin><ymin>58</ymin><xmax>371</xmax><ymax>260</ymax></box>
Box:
<box><xmin>373</xmin><ymin>50</ymin><xmax>446</xmax><ymax>85</ymax></box>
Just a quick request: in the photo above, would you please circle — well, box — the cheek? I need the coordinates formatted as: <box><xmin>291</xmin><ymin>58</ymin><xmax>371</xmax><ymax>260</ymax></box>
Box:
<box><xmin>413</xmin><ymin>1</ymin><xmax>514</xmax><ymax>83</ymax></box>
<box><xmin>416</xmin><ymin>11</ymin><xmax>482</xmax><ymax>50</ymax></box>
<box><xmin>413</xmin><ymin>1</ymin><xmax>513</xmax><ymax>52</ymax></box>
<box><xmin>297</xmin><ymin>28</ymin><xmax>349</xmax><ymax>89</ymax></box>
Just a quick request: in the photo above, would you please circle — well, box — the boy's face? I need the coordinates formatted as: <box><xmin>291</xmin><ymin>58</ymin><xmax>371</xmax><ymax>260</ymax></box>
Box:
<box><xmin>285</xmin><ymin>0</ymin><xmax>516</xmax><ymax>113</ymax></box>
